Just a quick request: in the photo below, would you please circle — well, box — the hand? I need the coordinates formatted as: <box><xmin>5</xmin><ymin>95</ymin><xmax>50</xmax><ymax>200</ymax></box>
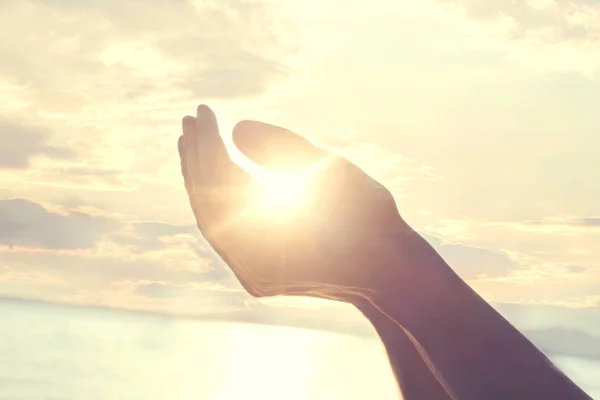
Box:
<box><xmin>178</xmin><ymin>105</ymin><xmax>408</xmax><ymax>302</ymax></box>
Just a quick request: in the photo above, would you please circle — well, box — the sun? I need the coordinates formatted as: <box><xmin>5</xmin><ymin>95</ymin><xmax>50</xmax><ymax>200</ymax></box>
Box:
<box><xmin>253</xmin><ymin>172</ymin><xmax>310</xmax><ymax>217</ymax></box>
<box><xmin>237</xmin><ymin>151</ymin><xmax>337</xmax><ymax>220</ymax></box>
<box><xmin>263</xmin><ymin>175</ymin><xmax>304</xmax><ymax>207</ymax></box>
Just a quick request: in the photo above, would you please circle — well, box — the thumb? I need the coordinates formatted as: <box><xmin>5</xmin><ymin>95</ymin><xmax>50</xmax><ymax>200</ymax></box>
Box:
<box><xmin>232</xmin><ymin>120</ymin><xmax>333</xmax><ymax>172</ymax></box>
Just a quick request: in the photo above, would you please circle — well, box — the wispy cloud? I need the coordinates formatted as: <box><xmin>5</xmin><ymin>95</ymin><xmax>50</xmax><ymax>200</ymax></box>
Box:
<box><xmin>440</xmin><ymin>0</ymin><xmax>600</xmax><ymax>42</ymax></box>
<box><xmin>0</xmin><ymin>0</ymin><xmax>293</xmax><ymax>107</ymax></box>
<box><xmin>0</xmin><ymin>197</ymin><xmax>243</xmax><ymax>310</ymax></box>
<box><xmin>0</xmin><ymin>198</ymin><xmax>118</xmax><ymax>250</ymax></box>
<box><xmin>422</xmin><ymin>233</ymin><xmax>521</xmax><ymax>279</ymax></box>
<box><xmin>435</xmin><ymin>0</ymin><xmax>600</xmax><ymax>74</ymax></box>
<box><xmin>0</xmin><ymin>117</ymin><xmax>75</xmax><ymax>169</ymax></box>
<box><xmin>0</xmin><ymin>0</ymin><xmax>598</xmax><ymax>343</ymax></box>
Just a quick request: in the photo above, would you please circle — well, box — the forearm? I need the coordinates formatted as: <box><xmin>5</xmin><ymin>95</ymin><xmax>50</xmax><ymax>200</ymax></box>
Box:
<box><xmin>367</xmin><ymin>301</ymin><xmax>452</xmax><ymax>400</ymax></box>
<box><xmin>358</xmin><ymin>231</ymin><xmax>591</xmax><ymax>400</ymax></box>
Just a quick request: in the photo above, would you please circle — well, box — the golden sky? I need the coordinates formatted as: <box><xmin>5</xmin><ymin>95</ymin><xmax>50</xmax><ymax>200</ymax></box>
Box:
<box><xmin>1</xmin><ymin>0</ymin><xmax>599</xmax><ymax>340</ymax></box>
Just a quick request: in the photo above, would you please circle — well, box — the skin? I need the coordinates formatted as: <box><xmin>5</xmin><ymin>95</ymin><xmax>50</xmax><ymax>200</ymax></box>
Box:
<box><xmin>178</xmin><ymin>104</ymin><xmax>592</xmax><ymax>400</ymax></box>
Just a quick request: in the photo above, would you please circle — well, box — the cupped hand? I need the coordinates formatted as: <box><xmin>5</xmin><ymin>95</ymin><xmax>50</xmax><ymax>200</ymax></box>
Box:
<box><xmin>178</xmin><ymin>105</ymin><xmax>409</xmax><ymax>303</ymax></box>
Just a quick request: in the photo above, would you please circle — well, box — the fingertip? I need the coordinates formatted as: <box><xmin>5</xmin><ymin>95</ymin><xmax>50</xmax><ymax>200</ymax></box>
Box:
<box><xmin>182</xmin><ymin>116</ymin><xmax>195</xmax><ymax>134</ymax></box>
<box><xmin>232</xmin><ymin>120</ymin><xmax>258</xmax><ymax>147</ymax></box>
<box><xmin>196</xmin><ymin>104</ymin><xmax>215</xmax><ymax>120</ymax></box>
<box><xmin>232</xmin><ymin>120</ymin><xmax>277</xmax><ymax>134</ymax></box>
<box><xmin>232</xmin><ymin>119</ymin><xmax>257</xmax><ymax>132</ymax></box>
<box><xmin>232</xmin><ymin>120</ymin><xmax>287</xmax><ymax>150</ymax></box>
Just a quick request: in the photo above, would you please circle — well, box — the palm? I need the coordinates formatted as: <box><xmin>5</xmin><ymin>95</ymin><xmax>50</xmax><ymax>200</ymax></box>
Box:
<box><xmin>179</xmin><ymin>106</ymin><xmax>404</xmax><ymax>302</ymax></box>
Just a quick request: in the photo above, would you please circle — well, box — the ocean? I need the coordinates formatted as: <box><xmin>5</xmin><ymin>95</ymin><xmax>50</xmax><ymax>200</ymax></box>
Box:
<box><xmin>0</xmin><ymin>299</ymin><xmax>597</xmax><ymax>399</ymax></box>
<box><xmin>0</xmin><ymin>300</ymin><xmax>398</xmax><ymax>400</ymax></box>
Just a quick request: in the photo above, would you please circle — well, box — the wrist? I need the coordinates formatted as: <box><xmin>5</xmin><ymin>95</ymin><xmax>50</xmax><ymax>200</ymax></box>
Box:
<box><xmin>353</xmin><ymin>228</ymin><xmax>461</xmax><ymax>328</ymax></box>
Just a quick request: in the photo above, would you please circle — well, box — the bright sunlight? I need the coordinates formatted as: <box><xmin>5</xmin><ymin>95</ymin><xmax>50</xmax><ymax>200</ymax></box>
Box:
<box><xmin>255</xmin><ymin>172</ymin><xmax>310</xmax><ymax>217</ymax></box>
<box><xmin>234</xmin><ymin>145</ymin><xmax>337</xmax><ymax>221</ymax></box>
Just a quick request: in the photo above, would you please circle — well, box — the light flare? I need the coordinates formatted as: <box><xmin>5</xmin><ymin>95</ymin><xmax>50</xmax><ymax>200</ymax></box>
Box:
<box><xmin>253</xmin><ymin>171</ymin><xmax>311</xmax><ymax>218</ymax></box>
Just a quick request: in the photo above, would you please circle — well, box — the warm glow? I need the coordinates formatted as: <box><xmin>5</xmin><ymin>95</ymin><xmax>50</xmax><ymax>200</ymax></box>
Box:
<box><xmin>263</xmin><ymin>175</ymin><xmax>305</xmax><ymax>208</ymax></box>
<box><xmin>255</xmin><ymin>172</ymin><xmax>309</xmax><ymax>217</ymax></box>
<box><xmin>241</xmin><ymin>153</ymin><xmax>338</xmax><ymax>220</ymax></box>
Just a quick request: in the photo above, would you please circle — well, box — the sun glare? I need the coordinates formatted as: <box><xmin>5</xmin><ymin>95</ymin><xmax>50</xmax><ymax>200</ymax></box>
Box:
<box><xmin>254</xmin><ymin>172</ymin><xmax>310</xmax><ymax>217</ymax></box>
<box><xmin>239</xmin><ymin>151</ymin><xmax>337</xmax><ymax>220</ymax></box>
<box><xmin>264</xmin><ymin>176</ymin><xmax>304</xmax><ymax>207</ymax></box>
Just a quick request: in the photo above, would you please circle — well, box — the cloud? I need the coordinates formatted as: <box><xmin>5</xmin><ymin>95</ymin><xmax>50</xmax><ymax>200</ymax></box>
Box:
<box><xmin>0</xmin><ymin>197</ymin><xmax>243</xmax><ymax>305</ymax></box>
<box><xmin>567</xmin><ymin>265</ymin><xmax>587</xmax><ymax>273</ymax></box>
<box><xmin>132</xmin><ymin>280</ymin><xmax>247</xmax><ymax>305</ymax></box>
<box><xmin>425</xmin><ymin>217</ymin><xmax>600</xmax><ymax>280</ymax></box>
<box><xmin>0</xmin><ymin>117</ymin><xmax>74</xmax><ymax>169</ymax></box>
<box><xmin>0</xmin><ymin>197</ymin><xmax>204</xmax><ymax>252</ymax></box>
<box><xmin>0</xmin><ymin>198</ymin><xmax>118</xmax><ymax>249</ymax></box>
<box><xmin>494</xmin><ymin>302</ymin><xmax>600</xmax><ymax>338</ymax></box>
<box><xmin>36</xmin><ymin>166</ymin><xmax>128</xmax><ymax>189</ymax></box>
<box><xmin>441</xmin><ymin>0</ymin><xmax>600</xmax><ymax>43</ymax></box>
<box><xmin>134</xmin><ymin>281</ymin><xmax>182</xmax><ymax>298</ymax></box>
<box><xmin>0</xmin><ymin>0</ymin><xmax>294</xmax><ymax>106</ymax></box>
<box><xmin>422</xmin><ymin>232</ymin><xmax>521</xmax><ymax>279</ymax></box>
<box><xmin>0</xmin><ymin>0</ymin><xmax>302</xmax><ymax>205</ymax></box>
<box><xmin>132</xmin><ymin>221</ymin><xmax>198</xmax><ymax>238</ymax></box>
<box><xmin>527</xmin><ymin>327</ymin><xmax>600</xmax><ymax>361</ymax></box>
<box><xmin>109</xmin><ymin>222</ymin><xmax>198</xmax><ymax>252</ymax></box>
<box><xmin>0</xmin><ymin>116</ymin><xmax>134</xmax><ymax>192</ymax></box>
<box><xmin>518</xmin><ymin>217</ymin><xmax>600</xmax><ymax>230</ymax></box>
<box><xmin>429</xmin><ymin>0</ymin><xmax>600</xmax><ymax>75</ymax></box>
<box><xmin>0</xmin><ymin>197</ymin><xmax>547</xmax><ymax>314</ymax></box>
<box><xmin>580</xmin><ymin>217</ymin><xmax>600</xmax><ymax>227</ymax></box>
<box><xmin>1</xmin><ymin>249</ymin><xmax>207</xmax><ymax>288</ymax></box>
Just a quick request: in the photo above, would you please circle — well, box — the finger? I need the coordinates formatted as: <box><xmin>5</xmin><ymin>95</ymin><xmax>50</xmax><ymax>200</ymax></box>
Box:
<box><xmin>182</xmin><ymin>111</ymin><xmax>262</xmax><ymax>298</ymax></box>
<box><xmin>179</xmin><ymin>115</ymin><xmax>196</xmax><ymax>179</ymax></box>
<box><xmin>181</xmin><ymin>115</ymin><xmax>202</xmax><ymax>187</ymax></box>
<box><xmin>178</xmin><ymin>134</ymin><xmax>188</xmax><ymax>186</ymax></box>
<box><xmin>232</xmin><ymin>120</ymin><xmax>335</xmax><ymax>172</ymax></box>
<box><xmin>195</xmin><ymin>105</ymin><xmax>230</xmax><ymax>181</ymax></box>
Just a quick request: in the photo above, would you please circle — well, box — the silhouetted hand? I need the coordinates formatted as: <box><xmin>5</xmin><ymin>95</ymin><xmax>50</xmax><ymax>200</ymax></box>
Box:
<box><xmin>179</xmin><ymin>105</ymin><xmax>408</xmax><ymax>302</ymax></box>
<box><xmin>179</xmin><ymin>106</ymin><xmax>593</xmax><ymax>400</ymax></box>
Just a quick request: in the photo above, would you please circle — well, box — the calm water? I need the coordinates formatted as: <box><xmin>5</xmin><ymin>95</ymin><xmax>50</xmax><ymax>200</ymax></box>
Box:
<box><xmin>0</xmin><ymin>300</ymin><xmax>398</xmax><ymax>400</ymax></box>
<box><xmin>1</xmin><ymin>300</ymin><xmax>598</xmax><ymax>399</ymax></box>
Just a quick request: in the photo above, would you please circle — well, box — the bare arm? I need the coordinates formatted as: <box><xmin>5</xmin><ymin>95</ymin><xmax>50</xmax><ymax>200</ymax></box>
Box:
<box><xmin>356</xmin><ymin>229</ymin><xmax>592</xmax><ymax>400</ymax></box>
<box><xmin>178</xmin><ymin>107</ymin><xmax>590</xmax><ymax>399</ymax></box>
<box><xmin>371</xmin><ymin>306</ymin><xmax>452</xmax><ymax>399</ymax></box>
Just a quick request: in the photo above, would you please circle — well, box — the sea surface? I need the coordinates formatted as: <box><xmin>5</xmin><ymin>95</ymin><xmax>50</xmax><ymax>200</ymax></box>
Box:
<box><xmin>0</xmin><ymin>300</ymin><xmax>398</xmax><ymax>400</ymax></box>
<box><xmin>0</xmin><ymin>299</ymin><xmax>598</xmax><ymax>399</ymax></box>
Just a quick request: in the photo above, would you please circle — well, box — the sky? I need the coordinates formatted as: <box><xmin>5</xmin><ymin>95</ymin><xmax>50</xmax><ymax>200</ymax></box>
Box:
<box><xmin>1</xmin><ymin>0</ymin><xmax>599</xmax><ymax>389</ymax></box>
